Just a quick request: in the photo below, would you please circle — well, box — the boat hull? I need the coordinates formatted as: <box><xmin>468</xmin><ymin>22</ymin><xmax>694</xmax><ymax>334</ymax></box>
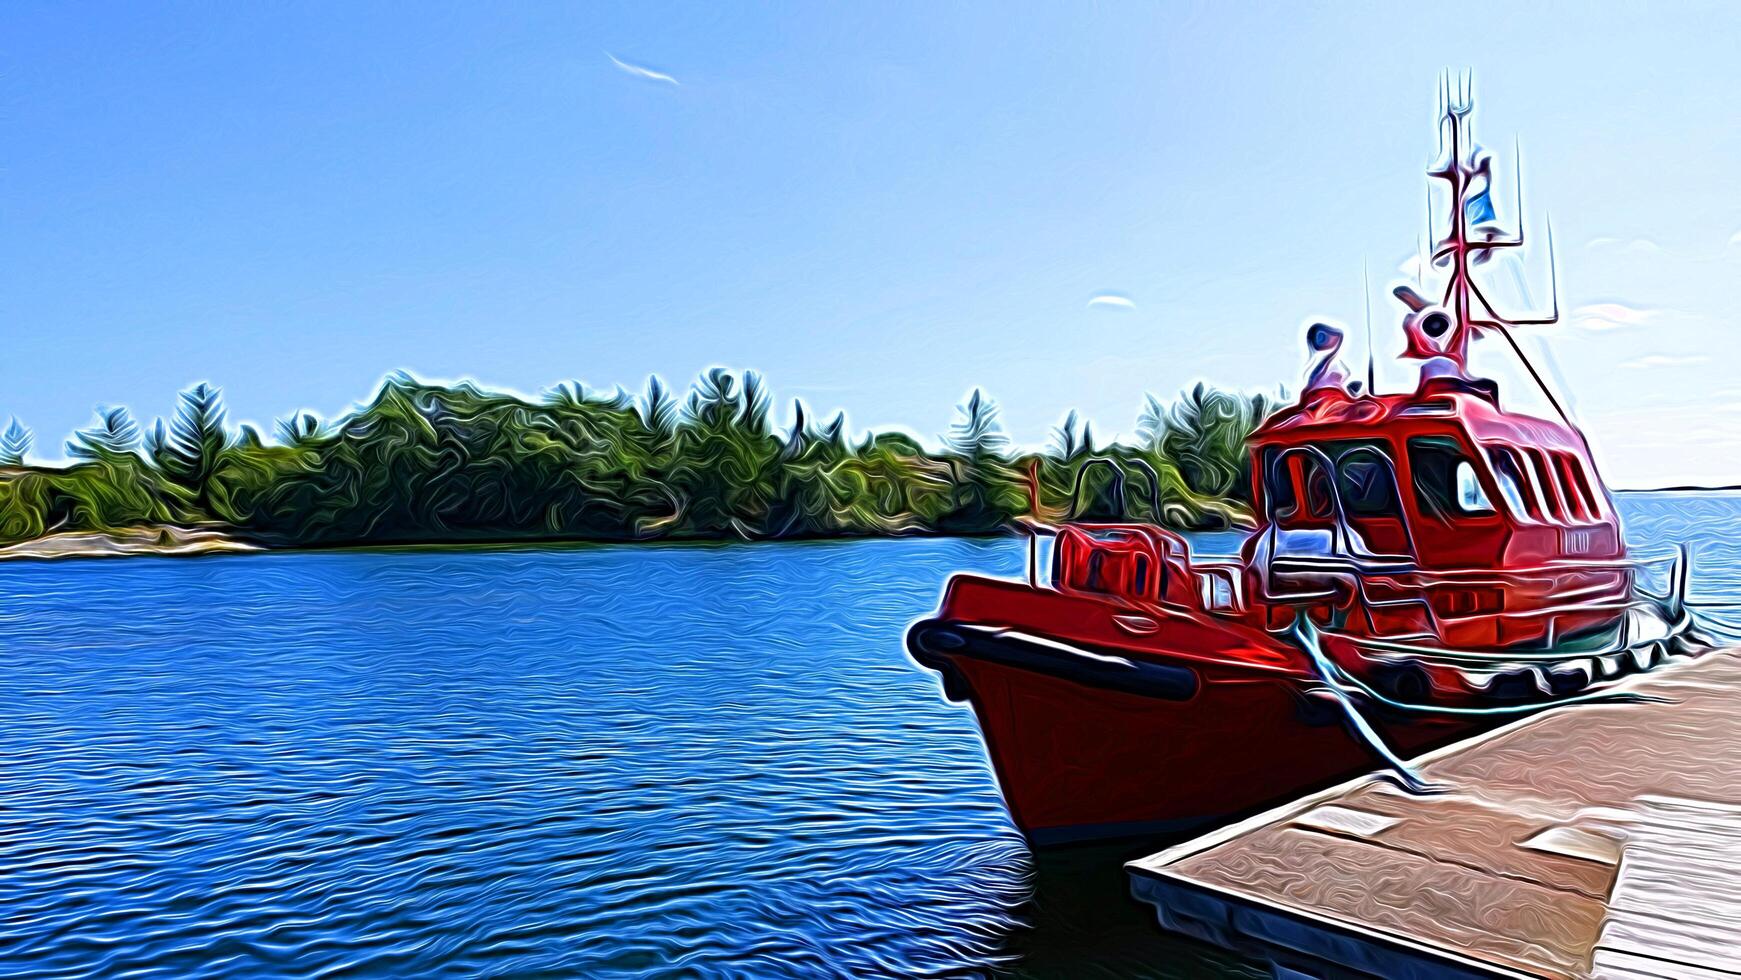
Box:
<box><xmin>909</xmin><ymin>617</ymin><xmax>1479</xmax><ymax>845</ymax></box>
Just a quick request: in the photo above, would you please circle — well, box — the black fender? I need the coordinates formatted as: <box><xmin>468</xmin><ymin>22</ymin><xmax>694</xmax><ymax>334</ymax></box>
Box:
<box><xmin>905</xmin><ymin>619</ymin><xmax>1199</xmax><ymax>703</ymax></box>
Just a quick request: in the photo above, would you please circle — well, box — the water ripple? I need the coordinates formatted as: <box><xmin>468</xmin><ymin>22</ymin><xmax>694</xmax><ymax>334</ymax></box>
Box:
<box><xmin>0</xmin><ymin>497</ymin><xmax>1723</xmax><ymax>977</ymax></box>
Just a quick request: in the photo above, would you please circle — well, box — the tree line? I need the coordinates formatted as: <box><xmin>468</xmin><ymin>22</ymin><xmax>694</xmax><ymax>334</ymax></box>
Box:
<box><xmin>0</xmin><ymin>370</ymin><xmax>1271</xmax><ymax>548</ymax></box>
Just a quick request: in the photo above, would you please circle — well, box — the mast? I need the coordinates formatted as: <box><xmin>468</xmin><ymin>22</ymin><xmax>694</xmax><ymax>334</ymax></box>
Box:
<box><xmin>1425</xmin><ymin>72</ymin><xmax>1559</xmax><ymax>373</ymax></box>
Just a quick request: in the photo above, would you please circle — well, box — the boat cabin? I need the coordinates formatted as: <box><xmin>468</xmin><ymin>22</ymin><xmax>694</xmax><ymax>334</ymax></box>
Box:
<box><xmin>1242</xmin><ymin>378</ymin><xmax>1628</xmax><ymax>647</ymax></box>
<box><xmin>1251</xmin><ymin>380</ymin><xmax>1622</xmax><ymax>571</ymax></box>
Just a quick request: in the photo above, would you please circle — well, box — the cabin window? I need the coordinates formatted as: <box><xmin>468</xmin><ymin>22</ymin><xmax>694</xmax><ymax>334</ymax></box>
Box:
<box><xmin>1456</xmin><ymin>462</ymin><xmax>1491</xmax><ymax>512</ymax></box>
<box><xmin>1484</xmin><ymin>447</ymin><xmax>1536</xmax><ymax>520</ymax></box>
<box><xmin>1337</xmin><ymin>451</ymin><xmax>1401</xmax><ymax>517</ymax></box>
<box><xmin>1557</xmin><ymin>452</ymin><xmax>1601</xmax><ymax>519</ymax></box>
<box><xmin>1133</xmin><ymin>555</ymin><xmax>1150</xmax><ymax>596</ymax></box>
<box><xmin>1524</xmin><ymin>449</ymin><xmax>1566</xmax><ymax>522</ymax></box>
<box><xmin>1409</xmin><ymin>436</ymin><xmax>1495</xmax><ymax>518</ymax></box>
<box><xmin>1302</xmin><ymin>457</ymin><xmax>1336</xmax><ymax>520</ymax></box>
<box><xmin>1573</xmin><ymin>456</ymin><xmax>1603</xmax><ymax>517</ymax></box>
<box><xmin>1084</xmin><ymin>552</ymin><xmax>1106</xmax><ymax>592</ymax></box>
<box><xmin>1262</xmin><ymin>448</ymin><xmax>1298</xmax><ymax>517</ymax></box>
<box><xmin>1549</xmin><ymin>454</ymin><xmax>1587</xmax><ymax>521</ymax></box>
<box><xmin>1269</xmin><ymin>440</ymin><xmax>1399</xmax><ymax>524</ymax></box>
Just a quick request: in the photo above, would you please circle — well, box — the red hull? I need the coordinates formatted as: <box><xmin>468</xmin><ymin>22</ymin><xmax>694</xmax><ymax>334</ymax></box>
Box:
<box><xmin>938</xmin><ymin>649</ymin><xmax>1474</xmax><ymax>843</ymax></box>
<box><xmin>909</xmin><ymin>575</ymin><xmax>1480</xmax><ymax>844</ymax></box>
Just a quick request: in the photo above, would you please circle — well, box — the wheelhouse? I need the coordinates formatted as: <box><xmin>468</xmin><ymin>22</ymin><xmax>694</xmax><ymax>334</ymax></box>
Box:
<box><xmin>1251</xmin><ymin>386</ymin><xmax>1622</xmax><ymax>572</ymax></box>
<box><xmin>1245</xmin><ymin>384</ymin><xmax>1628</xmax><ymax>649</ymax></box>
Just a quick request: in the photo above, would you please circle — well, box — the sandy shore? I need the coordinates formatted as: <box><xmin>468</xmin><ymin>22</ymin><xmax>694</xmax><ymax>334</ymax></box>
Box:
<box><xmin>0</xmin><ymin>527</ymin><xmax>262</xmax><ymax>562</ymax></box>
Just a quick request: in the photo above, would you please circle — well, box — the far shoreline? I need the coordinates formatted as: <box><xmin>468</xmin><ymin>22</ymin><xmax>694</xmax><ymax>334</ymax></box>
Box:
<box><xmin>1617</xmin><ymin>485</ymin><xmax>1741</xmax><ymax>494</ymax></box>
<box><xmin>0</xmin><ymin>487</ymin><xmax>1724</xmax><ymax>565</ymax></box>
<box><xmin>0</xmin><ymin>524</ymin><xmax>1029</xmax><ymax>565</ymax></box>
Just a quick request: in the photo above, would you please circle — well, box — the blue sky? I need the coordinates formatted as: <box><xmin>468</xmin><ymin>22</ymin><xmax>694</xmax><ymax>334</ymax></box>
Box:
<box><xmin>4</xmin><ymin>2</ymin><xmax>1741</xmax><ymax>486</ymax></box>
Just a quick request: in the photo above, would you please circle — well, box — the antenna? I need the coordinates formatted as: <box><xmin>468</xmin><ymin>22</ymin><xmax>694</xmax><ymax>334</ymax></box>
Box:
<box><xmin>1420</xmin><ymin>75</ymin><xmax>1572</xmax><ymax>428</ymax></box>
<box><xmin>1363</xmin><ymin>259</ymin><xmax>1375</xmax><ymax>395</ymax></box>
<box><xmin>1423</xmin><ymin>189</ymin><xmax>1433</xmax><ymax>275</ymax></box>
<box><xmin>1498</xmin><ymin>213</ymin><xmax>1560</xmax><ymax>325</ymax></box>
<box><xmin>1513</xmin><ymin>135</ymin><xmax>1524</xmax><ymax>235</ymax></box>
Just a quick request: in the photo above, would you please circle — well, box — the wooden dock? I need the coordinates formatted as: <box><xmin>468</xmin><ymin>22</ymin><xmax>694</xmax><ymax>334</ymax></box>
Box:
<box><xmin>1127</xmin><ymin>647</ymin><xmax>1741</xmax><ymax>979</ymax></box>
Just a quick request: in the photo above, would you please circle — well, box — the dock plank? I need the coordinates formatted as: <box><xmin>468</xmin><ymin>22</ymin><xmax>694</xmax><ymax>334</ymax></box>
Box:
<box><xmin>1178</xmin><ymin>825</ymin><xmax>1607</xmax><ymax>978</ymax></box>
<box><xmin>1130</xmin><ymin>649</ymin><xmax>1741</xmax><ymax>979</ymax></box>
<box><xmin>1594</xmin><ymin>796</ymin><xmax>1741</xmax><ymax>977</ymax></box>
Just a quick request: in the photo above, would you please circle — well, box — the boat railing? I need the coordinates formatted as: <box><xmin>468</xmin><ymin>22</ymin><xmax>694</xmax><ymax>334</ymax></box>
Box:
<box><xmin>1316</xmin><ymin>549</ymin><xmax>1695</xmax><ymax>665</ymax></box>
<box><xmin>1189</xmin><ymin>560</ymin><xmax>1246</xmax><ymax>614</ymax></box>
<box><xmin>1015</xmin><ymin>456</ymin><xmax>1171</xmax><ymax>589</ymax></box>
<box><xmin>1624</xmin><ymin>548</ymin><xmax>1691</xmax><ymax>616</ymax></box>
<box><xmin>1015</xmin><ymin>517</ymin><xmax>1057</xmax><ymax>588</ymax></box>
<box><xmin>1016</xmin><ymin>463</ymin><xmax>1694</xmax><ymax>641</ymax></box>
<box><xmin>1324</xmin><ymin>600</ymin><xmax>1675</xmax><ymax>661</ymax></box>
<box><xmin>1358</xmin><ymin>547</ymin><xmax>1685</xmax><ymax>651</ymax></box>
<box><xmin>1263</xmin><ymin>553</ymin><xmax>1645</xmax><ymax>624</ymax></box>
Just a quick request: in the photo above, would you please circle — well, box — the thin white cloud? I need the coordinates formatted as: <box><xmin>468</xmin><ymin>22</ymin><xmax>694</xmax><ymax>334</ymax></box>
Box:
<box><xmin>1086</xmin><ymin>292</ymin><xmax>1136</xmax><ymax>311</ymax></box>
<box><xmin>1569</xmin><ymin>302</ymin><xmax>1660</xmax><ymax>332</ymax></box>
<box><xmin>1728</xmin><ymin>229</ymin><xmax>1741</xmax><ymax>247</ymax></box>
<box><xmin>1585</xmin><ymin>236</ymin><xmax>1662</xmax><ymax>254</ymax></box>
<box><xmin>1619</xmin><ymin>354</ymin><xmax>1709</xmax><ymax>369</ymax></box>
<box><xmin>606</xmin><ymin>53</ymin><xmax>679</xmax><ymax>85</ymax></box>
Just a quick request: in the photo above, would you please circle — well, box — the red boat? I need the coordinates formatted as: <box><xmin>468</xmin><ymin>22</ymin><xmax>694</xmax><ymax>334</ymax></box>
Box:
<box><xmin>907</xmin><ymin>83</ymin><xmax>1703</xmax><ymax>846</ymax></box>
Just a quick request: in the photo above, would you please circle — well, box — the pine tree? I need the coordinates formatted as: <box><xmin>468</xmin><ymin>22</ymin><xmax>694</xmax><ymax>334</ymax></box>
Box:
<box><xmin>0</xmin><ymin>418</ymin><xmax>32</xmax><ymax>465</ymax></box>
<box><xmin>939</xmin><ymin>389</ymin><xmax>1018</xmax><ymax>532</ymax></box>
<box><xmin>276</xmin><ymin>412</ymin><xmax>324</xmax><ymax>449</ymax></box>
<box><xmin>946</xmin><ymin>388</ymin><xmax>1009</xmax><ymax>460</ymax></box>
<box><xmin>161</xmin><ymin>383</ymin><xmax>232</xmax><ymax>515</ymax></box>
<box><xmin>67</xmin><ymin>407</ymin><xmax>143</xmax><ymax>462</ymax></box>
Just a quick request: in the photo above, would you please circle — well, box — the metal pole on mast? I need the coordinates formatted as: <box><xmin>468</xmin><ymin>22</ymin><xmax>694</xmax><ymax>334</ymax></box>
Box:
<box><xmin>1363</xmin><ymin>259</ymin><xmax>1375</xmax><ymax>395</ymax></box>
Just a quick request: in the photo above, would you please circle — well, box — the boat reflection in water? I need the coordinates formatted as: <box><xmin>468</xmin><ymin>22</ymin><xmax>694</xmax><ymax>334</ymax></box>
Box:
<box><xmin>992</xmin><ymin>842</ymin><xmax>1266</xmax><ymax>978</ymax></box>
<box><xmin>908</xmin><ymin>81</ymin><xmax>1708</xmax><ymax>846</ymax></box>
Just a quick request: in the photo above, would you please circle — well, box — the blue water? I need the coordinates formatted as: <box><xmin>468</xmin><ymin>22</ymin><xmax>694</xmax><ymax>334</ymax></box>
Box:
<box><xmin>0</xmin><ymin>493</ymin><xmax>1735</xmax><ymax>978</ymax></box>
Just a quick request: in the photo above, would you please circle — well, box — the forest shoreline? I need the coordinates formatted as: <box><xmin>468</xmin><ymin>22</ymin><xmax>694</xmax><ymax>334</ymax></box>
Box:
<box><xmin>0</xmin><ymin>487</ymin><xmax>1715</xmax><ymax>565</ymax></box>
<box><xmin>0</xmin><ymin>523</ymin><xmax>1021</xmax><ymax>564</ymax></box>
<box><xmin>1</xmin><ymin>369</ymin><xmax>1268</xmax><ymax>555</ymax></box>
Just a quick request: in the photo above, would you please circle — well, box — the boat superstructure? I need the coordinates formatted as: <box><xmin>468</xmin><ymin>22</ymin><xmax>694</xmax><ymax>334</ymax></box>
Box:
<box><xmin>907</xmin><ymin>81</ymin><xmax>1704</xmax><ymax>845</ymax></box>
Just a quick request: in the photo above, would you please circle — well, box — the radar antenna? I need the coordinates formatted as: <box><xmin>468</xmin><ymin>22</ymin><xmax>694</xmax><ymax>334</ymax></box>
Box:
<box><xmin>1423</xmin><ymin>71</ymin><xmax>1568</xmax><ymax>422</ymax></box>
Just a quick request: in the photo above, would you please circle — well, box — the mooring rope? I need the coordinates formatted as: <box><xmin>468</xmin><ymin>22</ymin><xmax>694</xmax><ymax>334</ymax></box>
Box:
<box><xmin>1288</xmin><ymin>614</ymin><xmax>1676</xmax><ymax>796</ymax></box>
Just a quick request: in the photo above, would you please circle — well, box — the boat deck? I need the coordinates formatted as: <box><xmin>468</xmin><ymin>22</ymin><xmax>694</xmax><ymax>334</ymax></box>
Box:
<box><xmin>1127</xmin><ymin>646</ymin><xmax>1741</xmax><ymax>979</ymax></box>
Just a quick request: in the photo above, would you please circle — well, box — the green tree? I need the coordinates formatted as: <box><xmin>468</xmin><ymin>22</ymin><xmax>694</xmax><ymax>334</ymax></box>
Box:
<box><xmin>1</xmin><ymin>418</ymin><xmax>32</xmax><ymax>465</ymax></box>
<box><xmin>158</xmin><ymin>383</ymin><xmax>233</xmax><ymax>516</ymax></box>
<box><xmin>1152</xmin><ymin>383</ymin><xmax>1272</xmax><ymax>501</ymax></box>
<box><xmin>276</xmin><ymin>412</ymin><xmax>325</xmax><ymax>450</ymax></box>
<box><xmin>67</xmin><ymin>407</ymin><xmax>142</xmax><ymax>462</ymax></box>
<box><xmin>768</xmin><ymin>401</ymin><xmax>867</xmax><ymax>537</ymax></box>
<box><xmin>937</xmin><ymin>389</ymin><xmax>1023</xmax><ymax>533</ymax></box>
<box><xmin>673</xmin><ymin>369</ymin><xmax>781</xmax><ymax>537</ymax></box>
<box><xmin>56</xmin><ymin>407</ymin><xmax>179</xmax><ymax>529</ymax></box>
